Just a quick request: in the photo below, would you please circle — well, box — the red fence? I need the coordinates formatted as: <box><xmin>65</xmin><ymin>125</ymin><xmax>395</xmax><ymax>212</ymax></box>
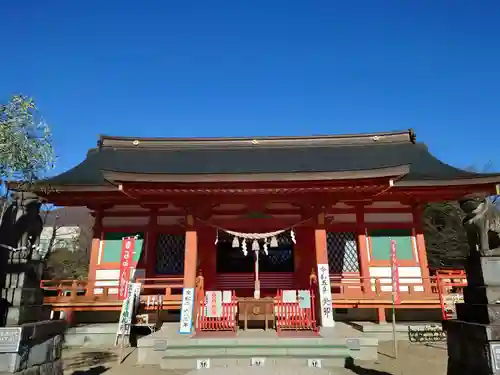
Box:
<box><xmin>196</xmin><ymin>290</ymin><xmax>238</xmax><ymax>332</ymax></box>
<box><xmin>436</xmin><ymin>271</ymin><xmax>467</xmax><ymax>320</ymax></box>
<box><xmin>275</xmin><ymin>289</ymin><xmax>317</xmax><ymax>334</ymax></box>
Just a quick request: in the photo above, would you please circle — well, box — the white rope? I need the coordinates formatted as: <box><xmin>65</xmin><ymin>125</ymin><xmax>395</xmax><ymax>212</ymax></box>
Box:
<box><xmin>195</xmin><ymin>216</ymin><xmax>312</xmax><ymax>234</ymax></box>
<box><xmin>223</xmin><ymin>228</ymin><xmax>287</xmax><ymax>240</ymax></box>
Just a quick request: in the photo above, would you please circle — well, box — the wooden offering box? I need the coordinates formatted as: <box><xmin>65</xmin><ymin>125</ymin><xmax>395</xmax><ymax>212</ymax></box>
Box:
<box><xmin>238</xmin><ymin>297</ymin><xmax>275</xmax><ymax>331</ymax></box>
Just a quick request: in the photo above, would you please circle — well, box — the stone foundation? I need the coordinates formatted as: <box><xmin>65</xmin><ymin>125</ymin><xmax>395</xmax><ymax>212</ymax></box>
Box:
<box><xmin>0</xmin><ymin>320</ymin><xmax>66</xmax><ymax>375</ymax></box>
<box><xmin>445</xmin><ymin>254</ymin><xmax>500</xmax><ymax>375</ymax></box>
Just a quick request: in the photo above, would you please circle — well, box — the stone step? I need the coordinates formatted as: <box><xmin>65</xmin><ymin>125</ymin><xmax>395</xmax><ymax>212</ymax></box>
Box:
<box><xmin>156</xmin><ymin>340</ymin><xmax>351</xmax><ymax>369</ymax></box>
<box><xmin>160</xmin><ymin>356</ymin><xmax>346</xmax><ymax>370</ymax></box>
<box><xmin>161</xmin><ymin>344</ymin><xmax>350</xmax><ymax>357</ymax></box>
<box><xmin>137</xmin><ymin>324</ymin><xmax>378</xmax><ymax>369</ymax></box>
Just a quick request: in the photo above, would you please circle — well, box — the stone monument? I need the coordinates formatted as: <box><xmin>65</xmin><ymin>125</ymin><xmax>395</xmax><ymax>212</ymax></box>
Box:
<box><xmin>0</xmin><ymin>192</ymin><xmax>48</xmax><ymax>326</ymax></box>
<box><xmin>445</xmin><ymin>196</ymin><xmax>500</xmax><ymax>374</ymax></box>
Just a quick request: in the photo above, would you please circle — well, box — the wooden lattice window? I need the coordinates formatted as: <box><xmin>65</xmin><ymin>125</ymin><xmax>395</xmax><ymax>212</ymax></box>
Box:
<box><xmin>155</xmin><ymin>234</ymin><xmax>185</xmax><ymax>275</ymax></box>
<box><xmin>326</xmin><ymin>232</ymin><xmax>359</xmax><ymax>273</ymax></box>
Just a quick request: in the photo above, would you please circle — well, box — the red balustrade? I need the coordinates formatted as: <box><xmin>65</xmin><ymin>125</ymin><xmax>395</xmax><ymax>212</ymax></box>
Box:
<box><xmin>436</xmin><ymin>271</ymin><xmax>467</xmax><ymax>320</ymax></box>
<box><xmin>275</xmin><ymin>289</ymin><xmax>317</xmax><ymax>334</ymax></box>
<box><xmin>196</xmin><ymin>290</ymin><xmax>238</xmax><ymax>332</ymax></box>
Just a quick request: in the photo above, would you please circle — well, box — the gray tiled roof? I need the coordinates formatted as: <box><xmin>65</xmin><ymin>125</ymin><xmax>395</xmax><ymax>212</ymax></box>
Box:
<box><xmin>39</xmin><ymin>130</ymin><xmax>497</xmax><ymax>186</ymax></box>
<box><xmin>45</xmin><ymin>142</ymin><xmax>483</xmax><ymax>186</ymax></box>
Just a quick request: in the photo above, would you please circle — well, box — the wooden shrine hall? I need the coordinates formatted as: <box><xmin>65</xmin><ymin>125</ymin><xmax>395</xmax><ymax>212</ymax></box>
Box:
<box><xmin>12</xmin><ymin>129</ymin><xmax>500</xmax><ymax>328</ymax></box>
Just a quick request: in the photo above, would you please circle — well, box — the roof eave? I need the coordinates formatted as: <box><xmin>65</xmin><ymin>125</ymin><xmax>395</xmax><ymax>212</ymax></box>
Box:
<box><xmin>394</xmin><ymin>175</ymin><xmax>500</xmax><ymax>188</ymax></box>
<box><xmin>101</xmin><ymin>165</ymin><xmax>411</xmax><ymax>184</ymax></box>
<box><xmin>6</xmin><ymin>181</ymin><xmax>118</xmax><ymax>193</ymax></box>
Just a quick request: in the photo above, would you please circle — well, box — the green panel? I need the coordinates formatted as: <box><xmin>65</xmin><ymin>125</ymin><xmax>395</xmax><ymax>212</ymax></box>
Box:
<box><xmin>102</xmin><ymin>232</ymin><xmax>144</xmax><ymax>263</ymax></box>
<box><xmin>369</xmin><ymin>229</ymin><xmax>413</xmax><ymax>261</ymax></box>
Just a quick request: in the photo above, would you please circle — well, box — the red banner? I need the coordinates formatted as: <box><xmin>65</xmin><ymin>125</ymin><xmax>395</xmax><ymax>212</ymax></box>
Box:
<box><xmin>119</xmin><ymin>237</ymin><xmax>136</xmax><ymax>300</ymax></box>
<box><xmin>390</xmin><ymin>240</ymin><xmax>401</xmax><ymax>305</ymax></box>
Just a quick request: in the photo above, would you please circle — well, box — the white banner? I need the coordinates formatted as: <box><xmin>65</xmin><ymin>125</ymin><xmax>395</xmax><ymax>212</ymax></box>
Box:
<box><xmin>179</xmin><ymin>288</ymin><xmax>195</xmax><ymax>334</ymax></box>
<box><xmin>317</xmin><ymin>263</ymin><xmax>335</xmax><ymax>327</ymax></box>
<box><xmin>205</xmin><ymin>291</ymin><xmax>222</xmax><ymax>318</ymax></box>
<box><xmin>115</xmin><ymin>282</ymin><xmax>141</xmax><ymax>345</ymax></box>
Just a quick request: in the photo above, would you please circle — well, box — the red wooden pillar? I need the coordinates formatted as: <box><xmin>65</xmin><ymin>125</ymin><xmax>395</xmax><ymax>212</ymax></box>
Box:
<box><xmin>293</xmin><ymin>227</ymin><xmax>313</xmax><ymax>288</ymax></box>
<box><xmin>145</xmin><ymin>209</ymin><xmax>158</xmax><ymax>277</ymax></box>
<box><xmin>355</xmin><ymin>206</ymin><xmax>372</xmax><ymax>296</ymax></box>
<box><xmin>413</xmin><ymin>205</ymin><xmax>432</xmax><ymax>293</ymax></box>
<box><xmin>314</xmin><ymin>213</ymin><xmax>329</xmax><ymax>266</ymax></box>
<box><xmin>183</xmin><ymin>215</ymin><xmax>198</xmax><ymax>289</ymax></box>
<box><xmin>63</xmin><ymin>309</ymin><xmax>76</xmax><ymax>327</ymax></box>
<box><xmin>86</xmin><ymin>209</ymin><xmax>102</xmax><ymax>296</ymax></box>
<box><xmin>198</xmin><ymin>228</ymin><xmax>216</xmax><ymax>290</ymax></box>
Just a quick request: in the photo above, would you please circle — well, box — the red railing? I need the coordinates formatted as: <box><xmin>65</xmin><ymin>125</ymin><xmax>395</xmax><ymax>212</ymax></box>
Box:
<box><xmin>40</xmin><ymin>270</ymin><xmax>468</xmax><ymax>317</ymax></box>
<box><xmin>40</xmin><ymin>276</ymin><xmax>184</xmax><ymax>307</ymax></box>
<box><xmin>196</xmin><ymin>290</ymin><xmax>238</xmax><ymax>332</ymax></box>
<box><xmin>275</xmin><ymin>289</ymin><xmax>317</xmax><ymax>334</ymax></box>
<box><xmin>436</xmin><ymin>271</ymin><xmax>467</xmax><ymax>320</ymax></box>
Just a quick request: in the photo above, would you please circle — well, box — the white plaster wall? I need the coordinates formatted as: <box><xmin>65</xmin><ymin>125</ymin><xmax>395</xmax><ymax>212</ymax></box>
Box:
<box><xmin>364</xmin><ymin>213</ymin><xmax>413</xmax><ymax>223</ymax></box>
<box><xmin>369</xmin><ymin>266</ymin><xmax>423</xmax><ymax>292</ymax></box>
<box><xmin>93</xmin><ymin>268</ymin><xmax>146</xmax><ymax>294</ymax></box>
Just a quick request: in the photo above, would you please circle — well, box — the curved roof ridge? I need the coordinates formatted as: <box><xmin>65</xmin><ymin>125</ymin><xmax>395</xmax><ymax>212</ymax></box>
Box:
<box><xmin>98</xmin><ymin>129</ymin><xmax>416</xmax><ymax>149</ymax></box>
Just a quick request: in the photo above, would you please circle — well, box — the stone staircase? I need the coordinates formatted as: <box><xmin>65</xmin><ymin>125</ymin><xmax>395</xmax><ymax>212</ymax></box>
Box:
<box><xmin>137</xmin><ymin>324</ymin><xmax>378</xmax><ymax>370</ymax></box>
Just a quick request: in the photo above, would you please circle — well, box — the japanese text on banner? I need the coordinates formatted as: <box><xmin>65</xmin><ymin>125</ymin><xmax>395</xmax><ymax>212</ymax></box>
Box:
<box><xmin>119</xmin><ymin>238</ymin><xmax>136</xmax><ymax>300</ymax></box>
<box><xmin>390</xmin><ymin>240</ymin><xmax>401</xmax><ymax>305</ymax></box>
<box><xmin>317</xmin><ymin>263</ymin><xmax>335</xmax><ymax>327</ymax></box>
<box><xmin>179</xmin><ymin>288</ymin><xmax>194</xmax><ymax>334</ymax></box>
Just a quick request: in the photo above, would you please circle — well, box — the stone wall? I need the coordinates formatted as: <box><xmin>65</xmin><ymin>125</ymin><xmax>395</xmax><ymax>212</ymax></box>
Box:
<box><xmin>0</xmin><ymin>320</ymin><xmax>66</xmax><ymax>375</ymax></box>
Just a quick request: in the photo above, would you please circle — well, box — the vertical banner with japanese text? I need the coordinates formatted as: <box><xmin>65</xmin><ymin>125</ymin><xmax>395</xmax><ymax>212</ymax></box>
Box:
<box><xmin>115</xmin><ymin>282</ymin><xmax>141</xmax><ymax>345</ymax></box>
<box><xmin>205</xmin><ymin>291</ymin><xmax>222</xmax><ymax>318</ymax></box>
<box><xmin>317</xmin><ymin>263</ymin><xmax>335</xmax><ymax>327</ymax></box>
<box><xmin>119</xmin><ymin>237</ymin><xmax>136</xmax><ymax>300</ymax></box>
<box><xmin>390</xmin><ymin>240</ymin><xmax>401</xmax><ymax>305</ymax></box>
<box><xmin>179</xmin><ymin>288</ymin><xmax>195</xmax><ymax>334</ymax></box>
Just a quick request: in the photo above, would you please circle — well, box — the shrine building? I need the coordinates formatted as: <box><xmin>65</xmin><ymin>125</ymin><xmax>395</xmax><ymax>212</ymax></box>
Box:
<box><xmin>13</xmin><ymin>129</ymin><xmax>500</xmax><ymax>326</ymax></box>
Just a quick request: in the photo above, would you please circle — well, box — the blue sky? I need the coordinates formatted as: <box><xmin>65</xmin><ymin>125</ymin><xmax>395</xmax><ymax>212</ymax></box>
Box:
<box><xmin>1</xmin><ymin>1</ymin><xmax>500</xmax><ymax>175</ymax></box>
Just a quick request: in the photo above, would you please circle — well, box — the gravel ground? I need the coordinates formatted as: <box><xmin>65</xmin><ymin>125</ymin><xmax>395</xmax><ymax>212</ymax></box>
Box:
<box><xmin>63</xmin><ymin>340</ymin><xmax>448</xmax><ymax>375</ymax></box>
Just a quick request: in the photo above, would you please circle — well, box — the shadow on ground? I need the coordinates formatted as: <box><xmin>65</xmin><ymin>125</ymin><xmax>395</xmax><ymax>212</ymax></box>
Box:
<box><xmin>69</xmin><ymin>365</ymin><xmax>110</xmax><ymax>375</ymax></box>
<box><xmin>64</xmin><ymin>350</ymin><xmax>117</xmax><ymax>372</ymax></box>
<box><xmin>345</xmin><ymin>358</ymin><xmax>392</xmax><ymax>375</ymax></box>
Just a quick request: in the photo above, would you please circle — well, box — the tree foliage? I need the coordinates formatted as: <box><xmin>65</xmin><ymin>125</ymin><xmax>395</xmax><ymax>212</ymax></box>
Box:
<box><xmin>423</xmin><ymin>201</ymin><xmax>469</xmax><ymax>270</ymax></box>
<box><xmin>0</xmin><ymin>95</ymin><xmax>54</xmax><ymax>182</ymax></box>
<box><xmin>43</xmin><ymin>223</ymin><xmax>92</xmax><ymax>280</ymax></box>
<box><xmin>44</xmin><ymin>247</ymin><xmax>89</xmax><ymax>280</ymax></box>
<box><xmin>41</xmin><ymin>208</ymin><xmax>93</xmax><ymax>280</ymax></box>
<box><xmin>423</xmin><ymin>196</ymin><xmax>500</xmax><ymax>270</ymax></box>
